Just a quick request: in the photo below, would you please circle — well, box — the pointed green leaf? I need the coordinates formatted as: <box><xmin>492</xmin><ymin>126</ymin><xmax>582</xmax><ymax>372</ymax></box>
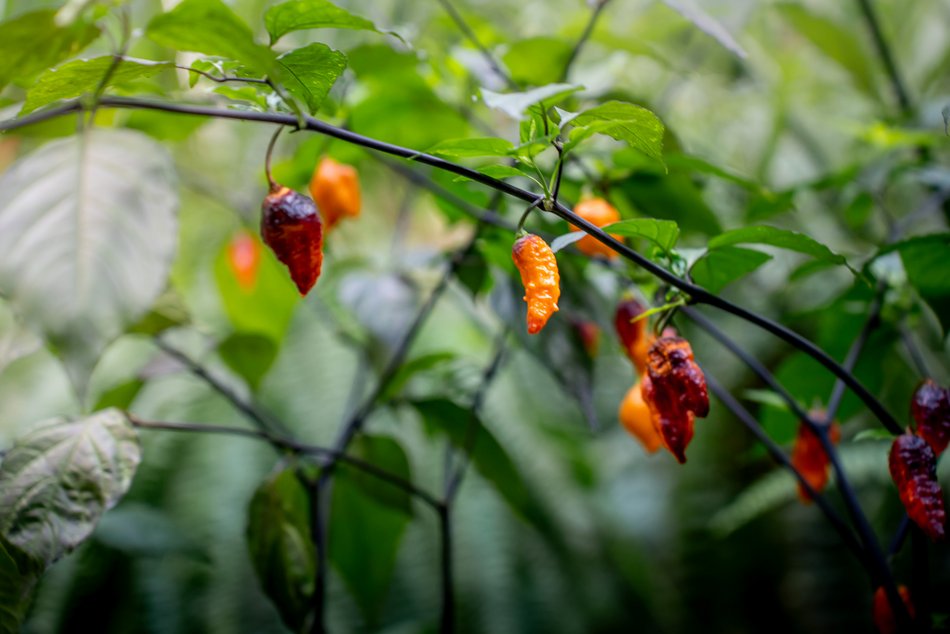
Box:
<box><xmin>346</xmin><ymin>435</ymin><xmax>416</xmax><ymax>516</ymax></box>
<box><xmin>690</xmin><ymin>246</ymin><xmax>772</xmax><ymax>293</ymax></box>
<box><xmin>567</xmin><ymin>101</ymin><xmax>665</xmax><ymax>165</ymax></box>
<box><xmin>708</xmin><ymin>225</ymin><xmax>849</xmax><ymax>267</ymax></box>
<box><xmin>265</xmin><ymin>0</ymin><xmax>399</xmax><ymax>44</ymax></box>
<box><xmin>275</xmin><ymin>43</ymin><xmax>346</xmax><ymax>115</ymax></box>
<box><xmin>0</xmin><ymin>9</ymin><xmax>99</xmax><ymax>90</ymax></box>
<box><xmin>427</xmin><ymin>137</ymin><xmax>515</xmax><ymax>158</ymax></box>
<box><xmin>602</xmin><ymin>218</ymin><xmax>679</xmax><ymax>252</ymax></box>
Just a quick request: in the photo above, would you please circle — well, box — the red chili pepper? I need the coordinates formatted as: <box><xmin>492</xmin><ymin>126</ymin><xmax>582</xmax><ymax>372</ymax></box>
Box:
<box><xmin>889</xmin><ymin>433</ymin><xmax>946</xmax><ymax>541</ymax></box>
<box><xmin>790</xmin><ymin>417</ymin><xmax>841</xmax><ymax>504</ymax></box>
<box><xmin>872</xmin><ymin>585</ymin><xmax>914</xmax><ymax>634</ymax></box>
<box><xmin>614</xmin><ymin>298</ymin><xmax>653</xmax><ymax>374</ymax></box>
<box><xmin>260</xmin><ymin>185</ymin><xmax>324</xmax><ymax>295</ymax></box>
<box><xmin>641</xmin><ymin>336</ymin><xmax>709</xmax><ymax>463</ymax></box>
<box><xmin>911</xmin><ymin>379</ymin><xmax>950</xmax><ymax>457</ymax></box>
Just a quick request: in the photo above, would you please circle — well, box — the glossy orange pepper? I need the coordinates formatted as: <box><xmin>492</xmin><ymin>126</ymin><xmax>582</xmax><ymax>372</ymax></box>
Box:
<box><xmin>570</xmin><ymin>197</ymin><xmax>623</xmax><ymax>258</ymax></box>
<box><xmin>889</xmin><ymin>433</ymin><xmax>946</xmax><ymax>541</ymax></box>
<box><xmin>512</xmin><ymin>234</ymin><xmax>560</xmax><ymax>334</ymax></box>
<box><xmin>227</xmin><ymin>230</ymin><xmax>261</xmax><ymax>292</ymax></box>
<box><xmin>309</xmin><ymin>156</ymin><xmax>361</xmax><ymax>229</ymax></box>
<box><xmin>261</xmin><ymin>185</ymin><xmax>324</xmax><ymax>295</ymax></box>
<box><xmin>872</xmin><ymin>585</ymin><xmax>914</xmax><ymax>634</ymax></box>
<box><xmin>614</xmin><ymin>298</ymin><xmax>653</xmax><ymax>374</ymax></box>
<box><xmin>790</xmin><ymin>416</ymin><xmax>841</xmax><ymax>503</ymax></box>
<box><xmin>619</xmin><ymin>381</ymin><xmax>662</xmax><ymax>453</ymax></box>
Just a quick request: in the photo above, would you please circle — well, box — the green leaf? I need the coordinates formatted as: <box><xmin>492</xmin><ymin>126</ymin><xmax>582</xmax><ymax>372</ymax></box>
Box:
<box><xmin>246</xmin><ymin>467</ymin><xmax>314</xmax><ymax>634</ymax></box>
<box><xmin>0</xmin><ymin>9</ymin><xmax>99</xmax><ymax>90</ymax></box>
<box><xmin>381</xmin><ymin>352</ymin><xmax>456</xmax><ymax>401</ymax></box>
<box><xmin>91</xmin><ymin>379</ymin><xmax>145</xmax><ymax>412</ymax></box>
<box><xmin>776</xmin><ymin>4</ymin><xmax>876</xmax><ymax>97</ymax></box>
<box><xmin>567</xmin><ymin>101</ymin><xmax>665</xmax><ymax>166</ymax></box>
<box><xmin>329</xmin><ymin>472</ymin><xmax>408</xmax><ymax>624</ymax></box>
<box><xmin>274</xmin><ymin>43</ymin><xmax>346</xmax><ymax>115</ymax></box>
<box><xmin>853</xmin><ymin>428</ymin><xmax>893</xmax><ymax>442</ymax></box>
<box><xmin>146</xmin><ymin>0</ymin><xmax>276</xmax><ymax>74</ymax></box>
<box><xmin>0</xmin><ymin>129</ymin><xmax>179</xmax><ymax>395</ymax></box>
<box><xmin>502</xmin><ymin>36</ymin><xmax>573</xmax><ymax>84</ymax></box>
<box><xmin>427</xmin><ymin>137</ymin><xmax>515</xmax><ymax>158</ymax></box>
<box><xmin>661</xmin><ymin>0</ymin><xmax>748</xmax><ymax>59</ymax></box>
<box><xmin>482</xmin><ymin>83</ymin><xmax>581</xmax><ymax>119</ymax></box>
<box><xmin>879</xmin><ymin>233</ymin><xmax>950</xmax><ymax>333</ymax></box>
<box><xmin>21</xmin><ymin>56</ymin><xmax>170</xmax><ymax>115</ymax></box>
<box><xmin>472</xmin><ymin>164</ymin><xmax>532</xmax><ymax>181</ymax></box>
<box><xmin>615</xmin><ymin>171</ymin><xmax>723</xmax><ymax>236</ymax></box>
<box><xmin>346</xmin><ymin>435</ymin><xmax>415</xmax><ymax>517</ymax></box>
<box><xmin>690</xmin><ymin>246</ymin><xmax>772</xmax><ymax>293</ymax></box>
<box><xmin>708</xmin><ymin>226</ymin><xmax>849</xmax><ymax>268</ymax></box>
<box><xmin>0</xmin><ymin>409</ymin><xmax>141</xmax><ymax>565</ymax></box>
<box><xmin>265</xmin><ymin>0</ymin><xmax>395</xmax><ymax>44</ymax></box>
<box><xmin>602</xmin><ymin>218</ymin><xmax>680</xmax><ymax>252</ymax></box>
<box><xmin>218</xmin><ymin>333</ymin><xmax>278</xmax><ymax>391</ymax></box>
<box><xmin>0</xmin><ymin>537</ymin><xmax>42</xmax><ymax>634</ymax></box>
<box><xmin>741</xmin><ymin>389</ymin><xmax>790</xmax><ymax>411</ymax></box>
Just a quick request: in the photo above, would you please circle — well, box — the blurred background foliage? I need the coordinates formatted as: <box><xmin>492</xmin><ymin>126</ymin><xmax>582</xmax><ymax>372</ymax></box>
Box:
<box><xmin>0</xmin><ymin>0</ymin><xmax>948</xmax><ymax>632</ymax></box>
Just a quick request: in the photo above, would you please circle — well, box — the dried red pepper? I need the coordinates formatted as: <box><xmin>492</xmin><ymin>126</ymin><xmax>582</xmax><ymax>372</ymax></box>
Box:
<box><xmin>872</xmin><ymin>585</ymin><xmax>914</xmax><ymax>634</ymax></box>
<box><xmin>641</xmin><ymin>336</ymin><xmax>709</xmax><ymax>463</ymax></box>
<box><xmin>512</xmin><ymin>234</ymin><xmax>560</xmax><ymax>334</ymax></box>
<box><xmin>790</xmin><ymin>415</ymin><xmax>841</xmax><ymax>503</ymax></box>
<box><xmin>889</xmin><ymin>433</ymin><xmax>946</xmax><ymax>541</ymax></box>
<box><xmin>614</xmin><ymin>298</ymin><xmax>653</xmax><ymax>374</ymax></box>
<box><xmin>260</xmin><ymin>185</ymin><xmax>324</xmax><ymax>295</ymax></box>
<box><xmin>911</xmin><ymin>379</ymin><xmax>950</xmax><ymax>457</ymax></box>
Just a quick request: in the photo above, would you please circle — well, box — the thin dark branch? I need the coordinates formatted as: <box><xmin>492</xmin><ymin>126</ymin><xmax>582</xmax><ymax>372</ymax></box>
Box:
<box><xmin>0</xmin><ymin>97</ymin><xmax>902</xmax><ymax>434</ymax></box>
<box><xmin>888</xmin><ymin>515</ymin><xmax>911</xmax><ymax>557</ymax></box>
<box><xmin>127</xmin><ymin>416</ymin><xmax>444</xmax><ymax>509</ymax></box>
<box><xmin>307</xmin><ymin>479</ymin><xmax>327</xmax><ymax>634</ymax></box>
<box><xmin>559</xmin><ymin>0</ymin><xmax>612</xmax><ymax>82</ymax></box>
<box><xmin>438</xmin><ymin>506</ymin><xmax>455</xmax><ymax>634</ymax></box>
<box><xmin>911</xmin><ymin>526</ymin><xmax>931</xmax><ymax>633</ymax></box>
<box><xmin>854</xmin><ymin>0</ymin><xmax>912</xmax><ymax>116</ymax></box>
<box><xmin>174</xmin><ymin>63</ymin><xmax>270</xmax><ymax>85</ymax></box>
<box><xmin>435</xmin><ymin>0</ymin><xmax>516</xmax><ymax>88</ymax></box>
<box><xmin>824</xmin><ymin>287</ymin><xmax>884</xmax><ymax>422</ymax></box>
<box><xmin>900</xmin><ymin>323</ymin><xmax>933</xmax><ymax>379</ymax></box>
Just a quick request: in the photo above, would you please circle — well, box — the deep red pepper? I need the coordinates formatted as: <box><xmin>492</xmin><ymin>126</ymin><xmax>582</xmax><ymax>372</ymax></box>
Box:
<box><xmin>260</xmin><ymin>185</ymin><xmax>324</xmax><ymax>295</ymax></box>
<box><xmin>790</xmin><ymin>416</ymin><xmax>841</xmax><ymax>503</ymax></box>
<box><xmin>872</xmin><ymin>585</ymin><xmax>914</xmax><ymax>634</ymax></box>
<box><xmin>889</xmin><ymin>433</ymin><xmax>946</xmax><ymax>542</ymax></box>
<box><xmin>911</xmin><ymin>379</ymin><xmax>950</xmax><ymax>457</ymax></box>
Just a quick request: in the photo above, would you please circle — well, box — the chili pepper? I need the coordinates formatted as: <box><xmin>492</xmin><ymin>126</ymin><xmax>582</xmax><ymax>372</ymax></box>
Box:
<box><xmin>889</xmin><ymin>433</ymin><xmax>946</xmax><ymax>541</ymax></box>
<box><xmin>309</xmin><ymin>156</ymin><xmax>361</xmax><ymax>230</ymax></box>
<box><xmin>641</xmin><ymin>336</ymin><xmax>709</xmax><ymax>463</ymax></box>
<box><xmin>512</xmin><ymin>234</ymin><xmax>560</xmax><ymax>334</ymax></box>
<box><xmin>911</xmin><ymin>379</ymin><xmax>950</xmax><ymax>457</ymax></box>
<box><xmin>572</xmin><ymin>319</ymin><xmax>601</xmax><ymax>358</ymax></box>
<box><xmin>570</xmin><ymin>197</ymin><xmax>623</xmax><ymax>258</ymax></box>
<box><xmin>227</xmin><ymin>230</ymin><xmax>261</xmax><ymax>291</ymax></box>
<box><xmin>260</xmin><ymin>185</ymin><xmax>324</xmax><ymax>295</ymax></box>
<box><xmin>790</xmin><ymin>415</ymin><xmax>841</xmax><ymax>503</ymax></box>
<box><xmin>619</xmin><ymin>381</ymin><xmax>662</xmax><ymax>453</ymax></box>
<box><xmin>872</xmin><ymin>585</ymin><xmax>914</xmax><ymax>634</ymax></box>
<box><xmin>614</xmin><ymin>297</ymin><xmax>653</xmax><ymax>374</ymax></box>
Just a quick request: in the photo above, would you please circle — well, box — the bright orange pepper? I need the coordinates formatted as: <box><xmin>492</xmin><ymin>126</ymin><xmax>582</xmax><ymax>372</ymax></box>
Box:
<box><xmin>512</xmin><ymin>234</ymin><xmax>560</xmax><ymax>334</ymax></box>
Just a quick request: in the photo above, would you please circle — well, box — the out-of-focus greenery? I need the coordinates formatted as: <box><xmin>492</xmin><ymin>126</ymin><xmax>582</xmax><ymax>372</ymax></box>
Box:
<box><xmin>0</xmin><ymin>0</ymin><xmax>948</xmax><ymax>632</ymax></box>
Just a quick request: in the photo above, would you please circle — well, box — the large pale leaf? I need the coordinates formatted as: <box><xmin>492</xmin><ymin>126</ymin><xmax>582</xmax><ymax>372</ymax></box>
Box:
<box><xmin>482</xmin><ymin>83</ymin><xmax>581</xmax><ymax>119</ymax></box>
<box><xmin>0</xmin><ymin>129</ymin><xmax>179</xmax><ymax>393</ymax></box>
<box><xmin>265</xmin><ymin>0</ymin><xmax>393</xmax><ymax>44</ymax></box>
<box><xmin>246</xmin><ymin>466</ymin><xmax>314</xmax><ymax>633</ymax></box>
<box><xmin>0</xmin><ymin>298</ymin><xmax>42</xmax><ymax>376</ymax></box>
<box><xmin>275</xmin><ymin>43</ymin><xmax>347</xmax><ymax>115</ymax></box>
<box><xmin>0</xmin><ymin>9</ymin><xmax>99</xmax><ymax>89</ymax></box>
<box><xmin>0</xmin><ymin>409</ymin><xmax>141</xmax><ymax>565</ymax></box>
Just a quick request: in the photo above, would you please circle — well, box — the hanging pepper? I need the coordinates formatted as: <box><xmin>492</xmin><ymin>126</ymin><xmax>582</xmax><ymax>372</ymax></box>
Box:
<box><xmin>260</xmin><ymin>185</ymin><xmax>324</xmax><ymax>295</ymax></box>
<box><xmin>641</xmin><ymin>336</ymin><xmax>709</xmax><ymax>463</ymax></box>
<box><xmin>911</xmin><ymin>379</ymin><xmax>950</xmax><ymax>457</ymax></box>
<box><xmin>570</xmin><ymin>197</ymin><xmax>623</xmax><ymax>258</ymax></box>
<box><xmin>512</xmin><ymin>234</ymin><xmax>560</xmax><ymax>334</ymax></box>
<box><xmin>572</xmin><ymin>319</ymin><xmax>601</xmax><ymax>358</ymax></box>
<box><xmin>614</xmin><ymin>297</ymin><xmax>653</xmax><ymax>374</ymax></box>
<box><xmin>790</xmin><ymin>415</ymin><xmax>841</xmax><ymax>503</ymax></box>
<box><xmin>619</xmin><ymin>381</ymin><xmax>662</xmax><ymax>453</ymax></box>
<box><xmin>309</xmin><ymin>156</ymin><xmax>361</xmax><ymax>230</ymax></box>
<box><xmin>889</xmin><ymin>433</ymin><xmax>946</xmax><ymax>541</ymax></box>
<box><xmin>872</xmin><ymin>585</ymin><xmax>915</xmax><ymax>634</ymax></box>
<box><xmin>227</xmin><ymin>230</ymin><xmax>261</xmax><ymax>292</ymax></box>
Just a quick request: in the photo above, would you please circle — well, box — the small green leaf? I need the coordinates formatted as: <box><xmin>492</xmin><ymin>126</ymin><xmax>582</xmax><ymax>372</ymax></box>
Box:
<box><xmin>853</xmin><ymin>428</ymin><xmax>893</xmax><ymax>442</ymax></box>
<box><xmin>708</xmin><ymin>225</ymin><xmax>849</xmax><ymax>268</ymax></box>
<box><xmin>0</xmin><ymin>410</ymin><xmax>141</xmax><ymax>566</ymax></box>
<box><xmin>482</xmin><ymin>83</ymin><xmax>581</xmax><ymax>119</ymax></box>
<box><xmin>246</xmin><ymin>467</ymin><xmax>314</xmax><ymax>634</ymax></box>
<box><xmin>472</xmin><ymin>164</ymin><xmax>532</xmax><ymax>180</ymax></box>
<box><xmin>381</xmin><ymin>352</ymin><xmax>456</xmax><ymax>401</ymax></box>
<box><xmin>265</xmin><ymin>0</ymin><xmax>398</xmax><ymax>44</ymax></box>
<box><xmin>346</xmin><ymin>435</ymin><xmax>415</xmax><ymax>517</ymax></box>
<box><xmin>690</xmin><ymin>246</ymin><xmax>772</xmax><ymax>293</ymax></box>
<box><xmin>550</xmin><ymin>232</ymin><xmax>586</xmax><ymax>254</ymax></box>
<box><xmin>21</xmin><ymin>57</ymin><xmax>170</xmax><ymax>115</ymax></box>
<box><xmin>502</xmin><ymin>36</ymin><xmax>573</xmax><ymax>84</ymax></box>
<box><xmin>0</xmin><ymin>9</ymin><xmax>99</xmax><ymax>90</ymax></box>
<box><xmin>146</xmin><ymin>0</ymin><xmax>276</xmax><ymax>74</ymax></box>
<box><xmin>876</xmin><ymin>233</ymin><xmax>950</xmax><ymax>333</ymax></box>
<box><xmin>567</xmin><ymin>101</ymin><xmax>665</xmax><ymax>166</ymax></box>
<box><xmin>274</xmin><ymin>43</ymin><xmax>346</xmax><ymax>114</ymax></box>
<box><xmin>602</xmin><ymin>218</ymin><xmax>680</xmax><ymax>252</ymax></box>
<box><xmin>741</xmin><ymin>389</ymin><xmax>790</xmax><ymax>411</ymax></box>
<box><xmin>427</xmin><ymin>137</ymin><xmax>515</xmax><ymax>158</ymax></box>
<box><xmin>218</xmin><ymin>333</ymin><xmax>278</xmax><ymax>391</ymax></box>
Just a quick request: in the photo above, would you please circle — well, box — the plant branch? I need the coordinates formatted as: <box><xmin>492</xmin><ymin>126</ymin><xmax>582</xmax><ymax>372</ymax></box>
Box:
<box><xmin>174</xmin><ymin>63</ymin><xmax>270</xmax><ymax>85</ymax></box>
<box><xmin>438</xmin><ymin>506</ymin><xmax>455</xmax><ymax>634</ymax></box>
<box><xmin>900</xmin><ymin>323</ymin><xmax>933</xmax><ymax>379</ymax></box>
<box><xmin>264</xmin><ymin>125</ymin><xmax>284</xmax><ymax>191</ymax></box>
<box><xmin>824</xmin><ymin>287</ymin><xmax>884</xmax><ymax>422</ymax></box>
<box><xmin>435</xmin><ymin>0</ymin><xmax>516</xmax><ymax>88</ymax></box>
<box><xmin>559</xmin><ymin>0</ymin><xmax>612</xmax><ymax>82</ymax></box>
<box><xmin>854</xmin><ymin>0</ymin><xmax>912</xmax><ymax>116</ymax></box>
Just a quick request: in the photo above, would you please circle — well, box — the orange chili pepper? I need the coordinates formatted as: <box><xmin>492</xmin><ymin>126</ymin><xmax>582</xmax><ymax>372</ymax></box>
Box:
<box><xmin>512</xmin><ymin>234</ymin><xmax>560</xmax><ymax>334</ymax></box>
<box><xmin>309</xmin><ymin>156</ymin><xmax>361</xmax><ymax>229</ymax></box>
<box><xmin>619</xmin><ymin>381</ymin><xmax>662</xmax><ymax>453</ymax></box>
<box><xmin>790</xmin><ymin>415</ymin><xmax>841</xmax><ymax>503</ymax></box>
<box><xmin>570</xmin><ymin>197</ymin><xmax>623</xmax><ymax>258</ymax></box>
<box><xmin>227</xmin><ymin>230</ymin><xmax>262</xmax><ymax>292</ymax></box>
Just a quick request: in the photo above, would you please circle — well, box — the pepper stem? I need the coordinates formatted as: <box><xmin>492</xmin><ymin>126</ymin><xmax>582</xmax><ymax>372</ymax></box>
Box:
<box><xmin>264</xmin><ymin>125</ymin><xmax>285</xmax><ymax>192</ymax></box>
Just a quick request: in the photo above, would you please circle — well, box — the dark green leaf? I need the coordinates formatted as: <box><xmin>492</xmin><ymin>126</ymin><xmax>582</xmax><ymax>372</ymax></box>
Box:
<box><xmin>265</xmin><ymin>0</ymin><xmax>392</xmax><ymax>44</ymax></box>
<box><xmin>615</xmin><ymin>171</ymin><xmax>723</xmax><ymax>236</ymax></box>
<box><xmin>482</xmin><ymin>83</ymin><xmax>581</xmax><ymax>119</ymax></box>
<box><xmin>218</xmin><ymin>333</ymin><xmax>278</xmax><ymax>391</ymax></box>
<box><xmin>746</xmin><ymin>189</ymin><xmax>796</xmax><ymax>223</ymax></box>
<box><xmin>708</xmin><ymin>225</ymin><xmax>849</xmax><ymax>267</ymax></box>
<box><xmin>602</xmin><ymin>218</ymin><xmax>679</xmax><ymax>252</ymax></box>
<box><xmin>381</xmin><ymin>352</ymin><xmax>456</xmax><ymax>401</ymax></box>
<box><xmin>350</xmin><ymin>81</ymin><xmax>471</xmax><ymax>149</ymax></box>
<box><xmin>0</xmin><ymin>537</ymin><xmax>42</xmax><ymax>634</ymax></box>
<box><xmin>22</xmin><ymin>56</ymin><xmax>170</xmax><ymax>115</ymax></box>
<box><xmin>843</xmin><ymin>192</ymin><xmax>874</xmax><ymax>228</ymax></box>
<box><xmin>346</xmin><ymin>435</ymin><xmax>415</xmax><ymax>516</ymax></box>
<box><xmin>502</xmin><ymin>37</ymin><xmax>573</xmax><ymax>85</ymax></box>
<box><xmin>690</xmin><ymin>246</ymin><xmax>772</xmax><ymax>293</ymax></box>
<box><xmin>146</xmin><ymin>0</ymin><xmax>276</xmax><ymax>73</ymax></box>
<box><xmin>0</xmin><ymin>9</ymin><xmax>99</xmax><ymax>90</ymax></box>
<box><xmin>878</xmin><ymin>233</ymin><xmax>950</xmax><ymax>333</ymax></box>
<box><xmin>275</xmin><ymin>43</ymin><xmax>346</xmax><ymax>115</ymax></box>
<box><xmin>427</xmin><ymin>137</ymin><xmax>515</xmax><ymax>158</ymax></box>
<box><xmin>0</xmin><ymin>410</ymin><xmax>141</xmax><ymax>565</ymax></box>
<box><xmin>664</xmin><ymin>153</ymin><xmax>759</xmax><ymax>190</ymax></box>
<box><xmin>91</xmin><ymin>379</ymin><xmax>145</xmax><ymax>412</ymax></box>
<box><xmin>246</xmin><ymin>467</ymin><xmax>314</xmax><ymax>633</ymax></box>
<box><xmin>567</xmin><ymin>101</ymin><xmax>665</xmax><ymax>166</ymax></box>
<box><xmin>329</xmin><ymin>472</ymin><xmax>407</xmax><ymax>624</ymax></box>
<box><xmin>471</xmin><ymin>164</ymin><xmax>531</xmax><ymax>180</ymax></box>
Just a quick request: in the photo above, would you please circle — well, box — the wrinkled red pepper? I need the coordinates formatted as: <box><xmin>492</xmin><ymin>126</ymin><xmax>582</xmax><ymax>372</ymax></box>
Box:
<box><xmin>911</xmin><ymin>379</ymin><xmax>950</xmax><ymax>457</ymax></box>
<box><xmin>889</xmin><ymin>433</ymin><xmax>946</xmax><ymax>542</ymax></box>
<box><xmin>790</xmin><ymin>417</ymin><xmax>841</xmax><ymax>503</ymax></box>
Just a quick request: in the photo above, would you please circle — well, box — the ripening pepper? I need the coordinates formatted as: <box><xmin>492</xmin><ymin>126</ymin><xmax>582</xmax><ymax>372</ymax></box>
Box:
<box><xmin>614</xmin><ymin>297</ymin><xmax>653</xmax><ymax>374</ymax></box>
<box><xmin>260</xmin><ymin>185</ymin><xmax>324</xmax><ymax>295</ymax></box>
<box><xmin>872</xmin><ymin>585</ymin><xmax>915</xmax><ymax>634</ymax></box>
<box><xmin>570</xmin><ymin>197</ymin><xmax>623</xmax><ymax>258</ymax></box>
<box><xmin>309</xmin><ymin>156</ymin><xmax>361</xmax><ymax>229</ymax></box>
<box><xmin>889</xmin><ymin>433</ymin><xmax>946</xmax><ymax>541</ymax></box>
<box><xmin>911</xmin><ymin>379</ymin><xmax>950</xmax><ymax>457</ymax></box>
<box><xmin>227</xmin><ymin>230</ymin><xmax>261</xmax><ymax>292</ymax></box>
<box><xmin>619</xmin><ymin>381</ymin><xmax>662</xmax><ymax>453</ymax></box>
<box><xmin>790</xmin><ymin>416</ymin><xmax>841</xmax><ymax>503</ymax></box>
<box><xmin>512</xmin><ymin>234</ymin><xmax>560</xmax><ymax>334</ymax></box>
<box><xmin>641</xmin><ymin>336</ymin><xmax>709</xmax><ymax>463</ymax></box>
